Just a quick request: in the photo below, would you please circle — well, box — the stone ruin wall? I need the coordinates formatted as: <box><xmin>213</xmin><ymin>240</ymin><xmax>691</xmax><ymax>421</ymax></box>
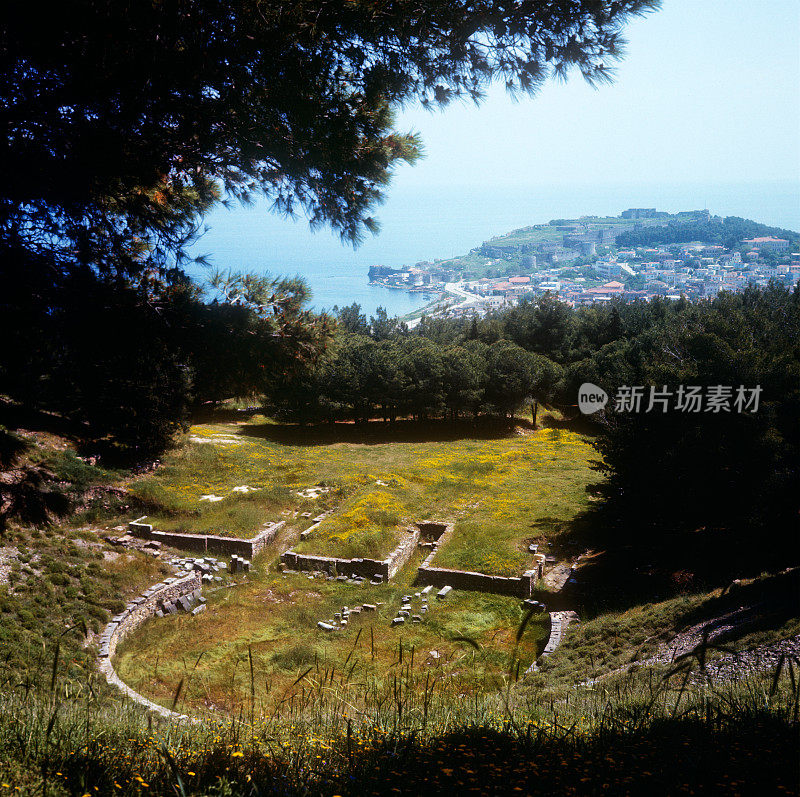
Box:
<box><xmin>281</xmin><ymin>551</ymin><xmax>390</xmax><ymax>579</ymax></box>
<box><xmin>386</xmin><ymin>528</ymin><xmax>420</xmax><ymax>577</ymax></box>
<box><xmin>99</xmin><ymin>570</ymin><xmax>202</xmax><ymax>659</ymax></box>
<box><xmin>541</xmin><ymin>610</ymin><xmax>580</xmax><ymax>657</ymax></box>
<box><xmin>96</xmin><ymin>571</ymin><xmax>202</xmax><ymax>721</ymax></box>
<box><xmin>416</xmin><ymin>565</ymin><xmax>537</xmax><ymax>598</ymax></box>
<box><xmin>417</xmin><ymin>521</ymin><xmax>455</xmax><ymax>568</ymax></box>
<box><xmin>281</xmin><ymin>528</ymin><xmax>420</xmax><ymax>581</ymax></box>
<box><xmin>128</xmin><ymin>520</ymin><xmax>285</xmax><ymax>558</ymax></box>
<box><xmin>414</xmin><ymin>520</ymin><xmax>544</xmax><ymax>599</ymax></box>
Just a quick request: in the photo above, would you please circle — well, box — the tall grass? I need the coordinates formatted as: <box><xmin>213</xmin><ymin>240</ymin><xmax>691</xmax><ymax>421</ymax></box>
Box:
<box><xmin>1</xmin><ymin>646</ymin><xmax>797</xmax><ymax>795</ymax></box>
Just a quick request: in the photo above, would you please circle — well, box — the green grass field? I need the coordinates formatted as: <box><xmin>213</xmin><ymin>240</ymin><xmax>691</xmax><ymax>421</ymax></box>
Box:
<box><xmin>114</xmin><ymin>552</ymin><xmax>550</xmax><ymax>715</ymax></box>
<box><xmin>114</xmin><ymin>416</ymin><xmax>596</xmax><ymax>715</ymax></box>
<box><xmin>130</xmin><ymin>418</ymin><xmax>598</xmax><ymax>575</ymax></box>
<box><xmin>2</xmin><ymin>417</ymin><xmax>798</xmax><ymax>796</ymax></box>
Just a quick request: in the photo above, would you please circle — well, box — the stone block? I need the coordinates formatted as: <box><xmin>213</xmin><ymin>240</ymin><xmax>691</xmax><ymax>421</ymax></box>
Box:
<box><xmin>128</xmin><ymin>521</ymin><xmax>153</xmax><ymax>536</ymax></box>
<box><xmin>421</xmin><ymin>586</ymin><xmax>433</xmax><ymax>595</ymax></box>
<box><xmin>391</xmin><ymin>617</ymin><xmax>405</xmax><ymax>626</ymax></box>
<box><xmin>318</xmin><ymin>622</ymin><xmax>335</xmax><ymax>631</ymax></box>
<box><xmin>177</xmin><ymin>596</ymin><xmax>193</xmax><ymax>612</ymax></box>
<box><xmin>362</xmin><ymin>604</ymin><xmax>376</xmax><ymax>611</ymax></box>
<box><xmin>191</xmin><ymin>604</ymin><xmax>207</xmax><ymax>616</ymax></box>
<box><xmin>412</xmin><ymin>615</ymin><xmax>423</xmax><ymax>623</ymax></box>
<box><xmin>523</xmin><ymin>599</ymin><xmax>544</xmax><ymax>611</ymax></box>
<box><xmin>436</xmin><ymin>586</ymin><xmax>452</xmax><ymax>599</ymax></box>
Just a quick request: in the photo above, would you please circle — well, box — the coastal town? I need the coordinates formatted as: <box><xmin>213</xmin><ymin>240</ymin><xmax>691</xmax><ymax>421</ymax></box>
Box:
<box><xmin>367</xmin><ymin>209</ymin><xmax>800</xmax><ymax>321</ymax></box>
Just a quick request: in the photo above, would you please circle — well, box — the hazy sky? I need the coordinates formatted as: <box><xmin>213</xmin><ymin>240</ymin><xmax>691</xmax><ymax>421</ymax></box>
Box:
<box><xmin>391</xmin><ymin>0</ymin><xmax>799</xmax><ymax>189</ymax></box>
<box><xmin>194</xmin><ymin>0</ymin><xmax>800</xmax><ymax>287</ymax></box>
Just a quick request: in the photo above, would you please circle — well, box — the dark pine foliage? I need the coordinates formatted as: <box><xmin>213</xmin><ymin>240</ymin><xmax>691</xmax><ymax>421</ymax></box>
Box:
<box><xmin>0</xmin><ymin>0</ymin><xmax>660</xmax><ymax>459</ymax></box>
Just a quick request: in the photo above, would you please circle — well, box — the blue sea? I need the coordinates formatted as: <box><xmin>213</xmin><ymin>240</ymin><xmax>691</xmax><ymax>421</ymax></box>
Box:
<box><xmin>187</xmin><ymin>180</ymin><xmax>800</xmax><ymax>318</ymax></box>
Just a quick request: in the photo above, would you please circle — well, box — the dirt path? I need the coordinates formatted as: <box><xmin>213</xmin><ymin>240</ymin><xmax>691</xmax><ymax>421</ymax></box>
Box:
<box><xmin>699</xmin><ymin>636</ymin><xmax>800</xmax><ymax>682</ymax></box>
<box><xmin>543</xmin><ymin>563</ymin><xmax>572</xmax><ymax>592</ymax></box>
<box><xmin>583</xmin><ymin>601</ymin><xmax>799</xmax><ymax>686</ymax></box>
<box><xmin>643</xmin><ymin>603</ymin><xmax>774</xmax><ymax>666</ymax></box>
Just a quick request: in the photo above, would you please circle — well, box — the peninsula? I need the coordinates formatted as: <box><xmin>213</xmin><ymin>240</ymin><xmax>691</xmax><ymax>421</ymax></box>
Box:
<box><xmin>368</xmin><ymin>208</ymin><xmax>799</xmax><ymax>322</ymax></box>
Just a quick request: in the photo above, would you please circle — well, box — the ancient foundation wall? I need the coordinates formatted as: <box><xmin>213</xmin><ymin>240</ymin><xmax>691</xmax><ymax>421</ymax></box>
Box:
<box><xmin>418</xmin><ymin>522</ymin><xmax>455</xmax><ymax>568</ymax></box>
<box><xmin>128</xmin><ymin>520</ymin><xmax>284</xmax><ymax>558</ymax></box>
<box><xmin>541</xmin><ymin>610</ymin><xmax>580</xmax><ymax>656</ymax></box>
<box><xmin>416</xmin><ymin>565</ymin><xmax>537</xmax><ymax>598</ymax></box>
<box><xmin>414</xmin><ymin>520</ymin><xmax>544</xmax><ymax>598</ymax></box>
<box><xmin>97</xmin><ymin>571</ymin><xmax>203</xmax><ymax>721</ymax></box>
<box><xmin>99</xmin><ymin>570</ymin><xmax>202</xmax><ymax>659</ymax></box>
<box><xmin>387</xmin><ymin>529</ymin><xmax>420</xmax><ymax>577</ymax></box>
<box><xmin>281</xmin><ymin>551</ymin><xmax>389</xmax><ymax>579</ymax></box>
<box><xmin>281</xmin><ymin>528</ymin><xmax>420</xmax><ymax>581</ymax></box>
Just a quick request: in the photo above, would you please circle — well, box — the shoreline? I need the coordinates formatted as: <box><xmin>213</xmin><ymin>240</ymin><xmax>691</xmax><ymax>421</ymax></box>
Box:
<box><xmin>367</xmin><ymin>280</ymin><xmax>444</xmax><ymax>320</ymax></box>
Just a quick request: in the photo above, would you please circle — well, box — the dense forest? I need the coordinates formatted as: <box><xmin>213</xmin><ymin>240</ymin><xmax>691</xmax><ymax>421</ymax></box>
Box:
<box><xmin>268</xmin><ymin>286</ymin><xmax>800</xmax><ymax>559</ymax></box>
